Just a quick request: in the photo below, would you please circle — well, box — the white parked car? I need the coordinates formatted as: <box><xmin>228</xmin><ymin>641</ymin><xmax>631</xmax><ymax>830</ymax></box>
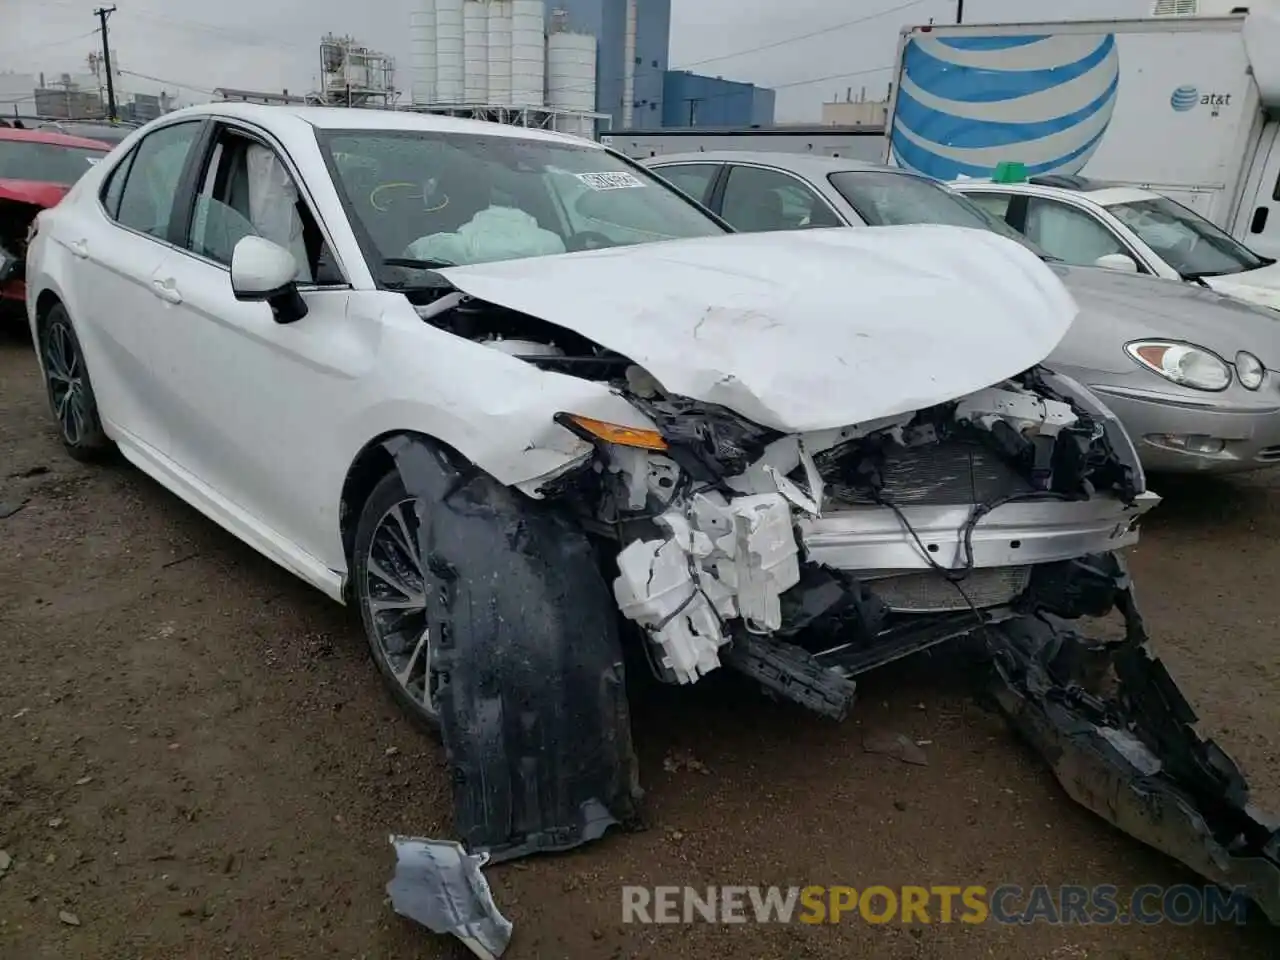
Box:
<box><xmin>951</xmin><ymin>175</ymin><xmax>1280</xmax><ymax>311</ymax></box>
<box><xmin>24</xmin><ymin>105</ymin><xmax>1279</xmax><ymax>929</ymax></box>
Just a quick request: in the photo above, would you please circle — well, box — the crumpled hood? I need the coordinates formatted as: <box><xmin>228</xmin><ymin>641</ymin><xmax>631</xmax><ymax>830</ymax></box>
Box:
<box><xmin>1051</xmin><ymin>263</ymin><xmax>1280</xmax><ymax>373</ymax></box>
<box><xmin>436</xmin><ymin>225</ymin><xmax>1077</xmax><ymax>433</ymax></box>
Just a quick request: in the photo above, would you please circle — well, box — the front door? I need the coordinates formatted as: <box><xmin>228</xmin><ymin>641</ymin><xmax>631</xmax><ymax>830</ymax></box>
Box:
<box><xmin>154</xmin><ymin>121</ymin><xmax>372</xmax><ymax>568</ymax></box>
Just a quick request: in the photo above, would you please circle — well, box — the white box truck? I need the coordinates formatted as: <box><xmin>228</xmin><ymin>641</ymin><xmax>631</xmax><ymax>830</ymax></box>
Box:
<box><xmin>882</xmin><ymin>1</ymin><xmax>1280</xmax><ymax>256</ymax></box>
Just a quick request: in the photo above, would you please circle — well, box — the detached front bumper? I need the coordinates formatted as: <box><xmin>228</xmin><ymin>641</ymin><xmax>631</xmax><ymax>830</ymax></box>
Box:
<box><xmin>1090</xmin><ymin>384</ymin><xmax>1280</xmax><ymax>474</ymax></box>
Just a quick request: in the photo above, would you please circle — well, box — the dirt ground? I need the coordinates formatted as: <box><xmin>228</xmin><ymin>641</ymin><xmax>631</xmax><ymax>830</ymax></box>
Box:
<box><xmin>1</xmin><ymin>322</ymin><xmax>1278</xmax><ymax>960</ymax></box>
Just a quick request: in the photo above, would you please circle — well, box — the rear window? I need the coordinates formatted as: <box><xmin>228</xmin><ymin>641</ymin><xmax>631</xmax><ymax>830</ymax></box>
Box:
<box><xmin>0</xmin><ymin>139</ymin><xmax>108</xmax><ymax>186</ymax></box>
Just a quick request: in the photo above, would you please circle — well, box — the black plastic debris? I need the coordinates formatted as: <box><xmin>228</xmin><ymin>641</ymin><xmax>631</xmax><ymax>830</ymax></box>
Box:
<box><xmin>382</xmin><ymin>436</ymin><xmax>642</xmax><ymax>863</ymax></box>
<box><xmin>987</xmin><ymin>561</ymin><xmax>1280</xmax><ymax>924</ymax></box>
<box><xmin>387</xmin><ymin>836</ymin><xmax>512</xmax><ymax>959</ymax></box>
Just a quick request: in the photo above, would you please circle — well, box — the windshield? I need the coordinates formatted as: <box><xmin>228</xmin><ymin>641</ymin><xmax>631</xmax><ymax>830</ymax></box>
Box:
<box><xmin>317</xmin><ymin>130</ymin><xmax>727</xmax><ymax>279</ymax></box>
<box><xmin>1103</xmin><ymin>195</ymin><xmax>1271</xmax><ymax>278</ymax></box>
<box><xmin>0</xmin><ymin>139</ymin><xmax>107</xmax><ymax>185</ymax></box>
<box><xmin>827</xmin><ymin>169</ymin><xmax>1053</xmax><ymax>258</ymax></box>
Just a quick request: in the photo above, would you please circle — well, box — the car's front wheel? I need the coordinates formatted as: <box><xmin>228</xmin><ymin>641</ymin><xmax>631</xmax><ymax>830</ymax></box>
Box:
<box><xmin>353</xmin><ymin>471</ymin><xmax>440</xmax><ymax>731</ymax></box>
<box><xmin>39</xmin><ymin>304</ymin><xmax>110</xmax><ymax>462</ymax></box>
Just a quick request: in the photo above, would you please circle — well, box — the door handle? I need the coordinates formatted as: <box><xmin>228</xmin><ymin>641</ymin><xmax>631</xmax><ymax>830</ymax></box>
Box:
<box><xmin>68</xmin><ymin>239</ymin><xmax>88</xmax><ymax>259</ymax></box>
<box><xmin>1251</xmin><ymin>206</ymin><xmax>1270</xmax><ymax>234</ymax></box>
<box><xmin>152</xmin><ymin>278</ymin><xmax>183</xmax><ymax>304</ymax></box>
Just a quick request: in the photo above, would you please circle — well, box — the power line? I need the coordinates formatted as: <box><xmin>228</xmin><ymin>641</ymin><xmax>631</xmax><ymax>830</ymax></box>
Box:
<box><xmin>672</xmin><ymin>0</ymin><xmax>932</xmax><ymax>72</ymax></box>
<box><xmin>115</xmin><ymin>68</ymin><xmax>217</xmax><ymax>96</ymax></box>
<box><xmin>0</xmin><ymin>27</ymin><xmax>100</xmax><ymax>55</ymax></box>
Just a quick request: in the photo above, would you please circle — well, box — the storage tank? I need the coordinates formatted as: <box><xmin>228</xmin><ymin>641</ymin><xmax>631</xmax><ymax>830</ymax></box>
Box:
<box><xmin>409</xmin><ymin>1</ymin><xmax>437</xmax><ymax>105</ymax></box>
<box><xmin>487</xmin><ymin>0</ymin><xmax>513</xmax><ymax>105</ymax></box>
<box><xmin>463</xmin><ymin>0</ymin><xmax>489</xmax><ymax>102</ymax></box>
<box><xmin>510</xmin><ymin>0</ymin><xmax>546</xmax><ymax>107</ymax></box>
<box><xmin>435</xmin><ymin>0</ymin><xmax>465</xmax><ymax>103</ymax></box>
<box><xmin>546</xmin><ymin>31</ymin><xmax>596</xmax><ymax>137</ymax></box>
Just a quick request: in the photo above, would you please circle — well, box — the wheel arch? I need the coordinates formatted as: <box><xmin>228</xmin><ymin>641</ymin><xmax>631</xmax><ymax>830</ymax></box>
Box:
<box><xmin>338</xmin><ymin>429</ymin><xmax>470</xmax><ymax>578</ymax></box>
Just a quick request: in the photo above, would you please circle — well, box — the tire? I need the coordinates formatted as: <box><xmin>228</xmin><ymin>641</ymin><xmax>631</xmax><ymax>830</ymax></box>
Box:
<box><xmin>353</xmin><ymin>470</ymin><xmax>441</xmax><ymax>732</ymax></box>
<box><xmin>38</xmin><ymin>304</ymin><xmax>111</xmax><ymax>462</ymax></box>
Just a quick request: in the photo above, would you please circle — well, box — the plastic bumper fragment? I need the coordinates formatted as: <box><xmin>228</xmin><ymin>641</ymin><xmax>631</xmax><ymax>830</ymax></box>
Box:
<box><xmin>987</xmin><ymin>572</ymin><xmax>1280</xmax><ymax>924</ymax></box>
<box><xmin>613</xmin><ymin>491</ymin><xmax>801</xmax><ymax>684</ymax></box>
<box><xmin>387</xmin><ymin>836</ymin><xmax>513</xmax><ymax>959</ymax></box>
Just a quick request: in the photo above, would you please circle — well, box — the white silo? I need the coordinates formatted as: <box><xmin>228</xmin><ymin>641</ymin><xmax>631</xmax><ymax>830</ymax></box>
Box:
<box><xmin>486</xmin><ymin>1</ymin><xmax>513</xmax><ymax>105</ymax></box>
<box><xmin>547</xmin><ymin>31</ymin><xmax>596</xmax><ymax>137</ymax></box>
<box><xmin>409</xmin><ymin>1</ymin><xmax>437</xmax><ymax>105</ymax></box>
<box><xmin>510</xmin><ymin>0</ymin><xmax>546</xmax><ymax>107</ymax></box>
<box><xmin>463</xmin><ymin>0</ymin><xmax>489</xmax><ymax>102</ymax></box>
<box><xmin>435</xmin><ymin>0</ymin><xmax>466</xmax><ymax>103</ymax></box>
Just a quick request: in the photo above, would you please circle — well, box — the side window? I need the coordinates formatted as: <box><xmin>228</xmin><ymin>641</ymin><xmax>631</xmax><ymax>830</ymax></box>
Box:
<box><xmin>1022</xmin><ymin>198</ymin><xmax>1128</xmax><ymax>266</ymax></box>
<box><xmin>655</xmin><ymin>164</ymin><xmax>719</xmax><ymax>205</ymax></box>
<box><xmin>186</xmin><ymin>130</ymin><xmax>341</xmax><ymax>285</ymax></box>
<box><xmin>99</xmin><ymin>147</ymin><xmax>137</xmax><ymax>219</ymax></box>
<box><xmin>965</xmin><ymin>192</ymin><xmax>1014</xmax><ymax>223</ymax></box>
<box><xmin>720</xmin><ymin>165</ymin><xmax>842</xmax><ymax>233</ymax></box>
<box><xmin>115</xmin><ymin>121</ymin><xmax>202</xmax><ymax>239</ymax></box>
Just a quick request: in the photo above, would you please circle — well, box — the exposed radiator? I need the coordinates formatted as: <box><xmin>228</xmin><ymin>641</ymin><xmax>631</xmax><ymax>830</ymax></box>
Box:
<box><xmin>864</xmin><ymin>565</ymin><xmax>1032</xmax><ymax>613</ymax></box>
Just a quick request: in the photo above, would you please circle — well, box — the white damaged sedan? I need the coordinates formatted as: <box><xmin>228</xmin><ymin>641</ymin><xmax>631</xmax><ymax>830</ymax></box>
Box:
<box><xmin>25</xmin><ymin>104</ymin><xmax>1280</xmax><ymax>930</ymax></box>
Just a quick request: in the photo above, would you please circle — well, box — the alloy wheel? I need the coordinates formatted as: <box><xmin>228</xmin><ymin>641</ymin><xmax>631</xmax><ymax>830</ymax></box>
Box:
<box><xmin>43</xmin><ymin>320</ymin><xmax>89</xmax><ymax>446</ymax></box>
<box><xmin>362</xmin><ymin>497</ymin><xmax>437</xmax><ymax>718</ymax></box>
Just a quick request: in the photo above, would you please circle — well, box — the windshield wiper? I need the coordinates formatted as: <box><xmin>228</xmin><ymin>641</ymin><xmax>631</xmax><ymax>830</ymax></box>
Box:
<box><xmin>383</xmin><ymin>256</ymin><xmax>456</xmax><ymax>270</ymax></box>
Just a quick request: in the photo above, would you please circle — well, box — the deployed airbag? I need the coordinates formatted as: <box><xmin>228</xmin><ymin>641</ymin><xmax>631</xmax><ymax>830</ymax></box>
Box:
<box><xmin>406</xmin><ymin>206</ymin><xmax>566</xmax><ymax>265</ymax></box>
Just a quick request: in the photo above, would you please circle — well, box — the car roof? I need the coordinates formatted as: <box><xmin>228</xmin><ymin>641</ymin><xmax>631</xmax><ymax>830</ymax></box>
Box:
<box><xmin>644</xmin><ymin>150</ymin><xmax>908</xmax><ymax>179</ymax></box>
<box><xmin>955</xmin><ymin>175</ymin><xmax>1162</xmax><ymax>206</ymax></box>
<box><xmin>157</xmin><ymin>101</ymin><xmax>600</xmax><ymax>148</ymax></box>
<box><xmin>0</xmin><ymin>125</ymin><xmax>113</xmax><ymax>150</ymax></box>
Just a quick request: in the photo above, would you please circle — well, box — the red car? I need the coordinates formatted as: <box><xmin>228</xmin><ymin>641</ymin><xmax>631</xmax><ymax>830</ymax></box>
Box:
<box><xmin>0</xmin><ymin>126</ymin><xmax>113</xmax><ymax>311</ymax></box>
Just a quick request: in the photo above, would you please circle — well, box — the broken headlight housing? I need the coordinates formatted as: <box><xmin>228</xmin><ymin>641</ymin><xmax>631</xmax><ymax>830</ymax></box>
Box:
<box><xmin>1125</xmin><ymin>340</ymin><xmax>1231</xmax><ymax>392</ymax></box>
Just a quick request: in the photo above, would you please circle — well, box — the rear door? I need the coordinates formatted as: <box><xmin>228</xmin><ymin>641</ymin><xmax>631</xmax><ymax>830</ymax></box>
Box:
<box><xmin>66</xmin><ymin>118</ymin><xmax>206</xmax><ymax>456</ymax></box>
<box><xmin>712</xmin><ymin>163</ymin><xmax>844</xmax><ymax>232</ymax></box>
<box><xmin>649</xmin><ymin>162</ymin><xmax>723</xmax><ymax>206</ymax></box>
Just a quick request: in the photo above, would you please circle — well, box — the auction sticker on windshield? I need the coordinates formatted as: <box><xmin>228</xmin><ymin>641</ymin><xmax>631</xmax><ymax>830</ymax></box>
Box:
<box><xmin>577</xmin><ymin>171</ymin><xmax>646</xmax><ymax>190</ymax></box>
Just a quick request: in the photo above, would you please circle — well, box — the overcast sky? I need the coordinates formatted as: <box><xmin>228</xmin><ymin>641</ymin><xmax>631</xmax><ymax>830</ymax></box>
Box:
<box><xmin>7</xmin><ymin>0</ymin><xmax>1152</xmax><ymax>120</ymax></box>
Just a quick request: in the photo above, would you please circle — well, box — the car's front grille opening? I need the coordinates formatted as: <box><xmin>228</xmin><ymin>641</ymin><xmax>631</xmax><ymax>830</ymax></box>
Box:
<box><xmin>820</xmin><ymin>438</ymin><xmax>1034</xmax><ymax>507</ymax></box>
<box><xmin>1256</xmin><ymin>445</ymin><xmax>1280</xmax><ymax>463</ymax></box>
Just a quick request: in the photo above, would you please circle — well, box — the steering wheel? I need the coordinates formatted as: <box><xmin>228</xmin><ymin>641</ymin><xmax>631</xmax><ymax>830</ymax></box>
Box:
<box><xmin>566</xmin><ymin>230</ymin><xmax>613</xmax><ymax>252</ymax></box>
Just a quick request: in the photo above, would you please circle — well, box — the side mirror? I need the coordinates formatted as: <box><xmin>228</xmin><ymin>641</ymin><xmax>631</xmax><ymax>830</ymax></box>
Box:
<box><xmin>230</xmin><ymin>236</ymin><xmax>308</xmax><ymax>324</ymax></box>
<box><xmin>1094</xmin><ymin>252</ymin><xmax>1139</xmax><ymax>274</ymax></box>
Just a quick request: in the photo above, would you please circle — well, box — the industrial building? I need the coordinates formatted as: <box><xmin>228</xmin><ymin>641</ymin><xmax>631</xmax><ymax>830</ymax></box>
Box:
<box><xmin>407</xmin><ymin>0</ymin><xmax>773</xmax><ymax>136</ymax></box>
<box><xmin>662</xmin><ymin>70</ymin><xmax>774</xmax><ymax>127</ymax></box>
<box><xmin>408</xmin><ymin>0</ymin><xmax>604</xmax><ymax>135</ymax></box>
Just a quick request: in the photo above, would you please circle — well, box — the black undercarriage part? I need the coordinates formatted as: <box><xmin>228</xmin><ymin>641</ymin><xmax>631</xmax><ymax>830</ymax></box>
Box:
<box><xmin>721</xmin><ymin>629</ymin><xmax>858</xmax><ymax>721</ymax></box>
<box><xmin>987</xmin><ymin>555</ymin><xmax>1280</xmax><ymax>924</ymax></box>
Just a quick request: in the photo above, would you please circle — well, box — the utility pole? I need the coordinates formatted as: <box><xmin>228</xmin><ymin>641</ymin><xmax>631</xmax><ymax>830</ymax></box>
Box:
<box><xmin>956</xmin><ymin>0</ymin><xmax>964</xmax><ymax>23</ymax></box>
<box><xmin>94</xmin><ymin>6</ymin><xmax>118</xmax><ymax>121</ymax></box>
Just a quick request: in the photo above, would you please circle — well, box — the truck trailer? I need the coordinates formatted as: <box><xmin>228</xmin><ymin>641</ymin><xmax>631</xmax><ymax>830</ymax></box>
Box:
<box><xmin>882</xmin><ymin>0</ymin><xmax>1280</xmax><ymax>257</ymax></box>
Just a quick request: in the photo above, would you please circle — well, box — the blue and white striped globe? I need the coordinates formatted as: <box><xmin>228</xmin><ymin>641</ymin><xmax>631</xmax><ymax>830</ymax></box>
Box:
<box><xmin>890</xmin><ymin>33</ymin><xmax>1120</xmax><ymax>181</ymax></box>
<box><xmin>1170</xmin><ymin>85</ymin><xmax>1199</xmax><ymax>111</ymax></box>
